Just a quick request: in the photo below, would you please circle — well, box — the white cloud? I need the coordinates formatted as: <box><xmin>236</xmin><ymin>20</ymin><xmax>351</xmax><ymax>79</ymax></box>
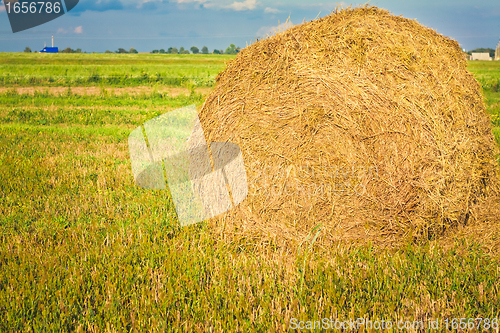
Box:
<box><xmin>264</xmin><ymin>7</ymin><xmax>279</xmax><ymax>13</ymax></box>
<box><xmin>56</xmin><ymin>26</ymin><xmax>83</xmax><ymax>34</ymax></box>
<box><xmin>227</xmin><ymin>0</ymin><xmax>257</xmax><ymax>11</ymax></box>
<box><xmin>177</xmin><ymin>0</ymin><xmax>208</xmax><ymax>3</ymax></box>
<box><xmin>175</xmin><ymin>0</ymin><xmax>213</xmax><ymax>10</ymax></box>
<box><xmin>174</xmin><ymin>0</ymin><xmax>263</xmax><ymax>11</ymax></box>
<box><xmin>256</xmin><ymin>20</ymin><xmax>293</xmax><ymax>37</ymax></box>
<box><xmin>337</xmin><ymin>2</ymin><xmax>348</xmax><ymax>9</ymax></box>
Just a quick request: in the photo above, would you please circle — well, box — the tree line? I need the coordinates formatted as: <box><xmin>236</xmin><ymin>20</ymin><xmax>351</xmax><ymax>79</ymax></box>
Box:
<box><xmin>466</xmin><ymin>48</ymin><xmax>495</xmax><ymax>58</ymax></box>
<box><xmin>23</xmin><ymin>46</ymin><xmax>84</xmax><ymax>53</ymax></box>
<box><xmin>105</xmin><ymin>48</ymin><xmax>138</xmax><ymax>54</ymax></box>
<box><xmin>150</xmin><ymin>44</ymin><xmax>241</xmax><ymax>55</ymax></box>
<box><xmin>21</xmin><ymin>45</ymin><xmax>495</xmax><ymax>56</ymax></box>
<box><xmin>22</xmin><ymin>45</ymin><xmax>240</xmax><ymax>54</ymax></box>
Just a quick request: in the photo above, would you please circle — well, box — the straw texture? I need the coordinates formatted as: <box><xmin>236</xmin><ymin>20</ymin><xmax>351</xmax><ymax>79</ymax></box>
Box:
<box><xmin>199</xmin><ymin>6</ymin><xmax>500</xmax><ymax>244</ymax></box>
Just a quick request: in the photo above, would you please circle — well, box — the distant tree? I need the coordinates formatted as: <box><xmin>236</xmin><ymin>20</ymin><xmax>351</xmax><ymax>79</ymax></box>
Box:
<box><xmin>116</xmin><ymin>48</ymin><xmax>128</xmax><ymax>53</ymax></box>
<box><xmin>159</xmin><ymin>49</ymin><xmax>166</xmax><ymax>54</ymax></box>
<box><xmin>129</xmin><ymin>47</ymin><xmax>138</xmax><ymax>54</ymax></box>
<box><xmin>224</xmin><ymin>44</ymin><xmax>240</xmax><ymax>55</ymax></box>
<box><xmin>151</xmin><ymin>50</ymin><xmax>159</xmax><ymax>54</ymax></box>
<box><xmin>104</xmin><ymin>50</ymin><xmax>113</xmax><ymax>53</ymax></box>
<box><xmin>170</xmin><ymin>47</ymin><xmax>178</xmax><ymax>54</ymax></box>
<box><xmin>201</xmin><ymin>46</ymin><xmax>209</xmax><ymax>54</ymax></box>
<box><xmin>182</xmin><ymin>50</ymin><xmax>190</xmax><ymax>54</ymax></box>
<box><xmin>213</xmin><ymin>49</ymin><xmax>220</xmax><ymax>54</ymax></box>
<box><xmin>190</xmin><ymin>46</ymin><xmax>199</xmax><ymax>54</ymax></box>
<box><xmin>179</xmin><ymin>47</ymin><xmax>185</xmax><ymax>53</ymax></box>
<box><xmin>24</xmin><ymin>47</ymin><xmax>31</xmax><ymax>53</ymax></box>
<box><xmin>75</xmin><ymin>48</ymin><xmax>82</xmax><ymax>53</ymax></box>
<box><xmin>61</xmin><ymin>47</ymin><xmax>74</xmax><ymax>53</ymax></box>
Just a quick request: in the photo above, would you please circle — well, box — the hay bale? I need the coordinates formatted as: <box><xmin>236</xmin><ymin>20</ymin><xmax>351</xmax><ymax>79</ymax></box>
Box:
<box><xmin>199</xmin><ymin>5</ymin><xmax>500</xmax><ymax>244</ymax></box>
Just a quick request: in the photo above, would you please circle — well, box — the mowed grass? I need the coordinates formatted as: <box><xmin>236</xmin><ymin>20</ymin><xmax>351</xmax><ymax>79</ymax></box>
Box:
<box><xmin>468</xmin><ymin>60</ymin><xmax>500</xmax><ymax>153</ymax></box>
<box><xmin>0</xmin><ymin>55</ymin><xmax>499</xmax><ymax>331</ymax></box>
<box><xmin>0</xmin><ymin>53</ymin><xmax>236</xmax><ymax>87</ymax></box>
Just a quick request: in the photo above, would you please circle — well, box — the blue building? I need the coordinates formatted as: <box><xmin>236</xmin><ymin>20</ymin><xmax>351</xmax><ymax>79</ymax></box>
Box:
<box><xmin>40</xmin><ymin>47</ymin><xmax>59</xmax><ymax>53</ymax></box>
<box><xmin>40</xmin><ymin>36</ymin><xmax>58</xmax><ymax>53</ymax></box>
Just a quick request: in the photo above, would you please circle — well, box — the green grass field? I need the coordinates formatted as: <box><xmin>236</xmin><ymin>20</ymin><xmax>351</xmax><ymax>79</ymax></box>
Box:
<box><xmin>467</xmin><ymin>61</ymin><xmax>500</xmax><ymax>153</ymax></box>
<box><xmin>0</xmin><ymin>53</ymin><xmax>235</xmax><ymax>87</ymax></box>
<box><xmin>0</xmin><ymin>54</ymin><xmax>499</xmax><ymax>331</ymax></box>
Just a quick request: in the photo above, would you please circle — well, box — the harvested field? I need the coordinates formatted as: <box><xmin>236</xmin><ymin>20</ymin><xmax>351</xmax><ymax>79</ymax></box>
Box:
<box><xmin>200</xmin><ymin>5</ymin><xmax>500</xmax><ymax>245</ymax></box>
<box><xmin>1</xmin><ymin>24</ymin><xmax>500</xmax><ymax>330</ymax></box>
<box><xmin>0</xmin><ymin>86</ymin><xmax>212</xmax><ymax>96</ymax></box>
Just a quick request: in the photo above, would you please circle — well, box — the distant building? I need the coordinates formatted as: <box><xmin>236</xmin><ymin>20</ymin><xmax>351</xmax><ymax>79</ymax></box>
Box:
<box><xmin>471</xmin><ymin>52</ymin><xmax>492</xmax><ymax>61</ymax></box>
<box><xmin>496</xmin><ymin>40</ymin><xmax>500</xmax><ymax>60</ymax></box>
<box><xmin>40</xmin><ymin>47</ymin><xmax>58</xmax><ymax>53</ymax></box>
<box><xmin>39</xmin><ymin>35</ymin><xmax>58</xmax><ymax>53</ymax></box>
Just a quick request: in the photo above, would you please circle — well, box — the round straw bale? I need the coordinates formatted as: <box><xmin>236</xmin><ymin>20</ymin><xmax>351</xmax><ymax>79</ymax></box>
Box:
<box><xmin>199</xmin><ymin>5</ymin><xmax>500</xmax><ymax>244</ymax></box>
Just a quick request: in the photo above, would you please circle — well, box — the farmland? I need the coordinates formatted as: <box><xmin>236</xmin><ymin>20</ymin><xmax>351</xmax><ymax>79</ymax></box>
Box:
<box><xmin>468</xmin><ymin>61</ymin><xmax>500</xmax><ymax>147</ymax></box>
<box><xmin>0</xmin><ymin>53</ymin><xmax>233</xmax><ymax>87</ymax></box>
<box><xmin>0</xmin><ymin>53</ymin><xmax>499</xmax><ymax>331</ymax></box>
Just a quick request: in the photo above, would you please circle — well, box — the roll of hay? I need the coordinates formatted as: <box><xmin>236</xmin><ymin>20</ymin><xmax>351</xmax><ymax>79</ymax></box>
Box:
<box><xmin>199</xmin><ymin>6</ymin><xmax>500</xmax><ymax>244</ymax></box>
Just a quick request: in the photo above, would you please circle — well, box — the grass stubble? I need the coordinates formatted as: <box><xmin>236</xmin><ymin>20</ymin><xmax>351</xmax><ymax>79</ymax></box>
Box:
<box><xmin>0</xmin><ymin>37</ymin><xmax>500</xmax><ymax>333</ymax></box>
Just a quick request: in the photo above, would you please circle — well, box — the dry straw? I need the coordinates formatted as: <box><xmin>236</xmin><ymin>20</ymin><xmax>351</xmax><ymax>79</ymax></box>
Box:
<box><xmin>199</xmin><ymin>5</ymin><xmax>500</xmax><ymax>246</ymax></box>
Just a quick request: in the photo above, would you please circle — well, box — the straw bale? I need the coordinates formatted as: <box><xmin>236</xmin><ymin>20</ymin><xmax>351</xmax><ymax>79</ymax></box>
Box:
<box><xmin>198</xmin><ymin>5</ymin><xmax>500</xmax><ymax>244</ymax></box>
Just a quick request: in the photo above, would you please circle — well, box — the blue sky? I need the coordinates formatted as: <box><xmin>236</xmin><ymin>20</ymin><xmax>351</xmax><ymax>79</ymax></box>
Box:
<box><xmin>0</xmin><ymin>0</ymin><xmax>499</xmax><ymax>53</ymax></box>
